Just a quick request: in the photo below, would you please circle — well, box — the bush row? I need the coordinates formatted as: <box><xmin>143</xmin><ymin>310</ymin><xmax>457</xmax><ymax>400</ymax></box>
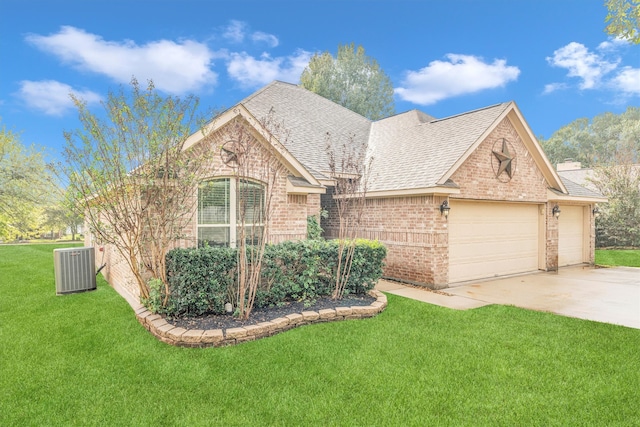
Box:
<box><xmin>157</xmin><ymin>239</ymin><xmax>386</xmax><ymax>317</ymax></box>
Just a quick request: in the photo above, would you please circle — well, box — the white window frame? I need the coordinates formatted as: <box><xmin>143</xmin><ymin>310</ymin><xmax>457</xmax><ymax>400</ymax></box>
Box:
<box><xmin>197</xmin><ymin>178</ymin><xmax>264</xmax><ymax>248</ymax></box>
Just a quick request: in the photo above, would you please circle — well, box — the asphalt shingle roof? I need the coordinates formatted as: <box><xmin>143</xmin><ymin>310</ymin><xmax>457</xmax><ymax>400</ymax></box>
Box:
<box><xmin>367</xmin><ymin>103</ymin><xmax>510</xmax><ymax>191</ymax></box>
<box><xmin>557</xmin><ymin>176</ymin><xmax>605</xmax><ymax>198</ymax></box>
<box><xmin>241</xmin><ymin>82</ymin><xmax>371</xmax><ymax>181</ymax></box>
<box><xmin>236</xmin><ymin>81</ymin><xmax>599</xmax><ymax>198</ymax></box>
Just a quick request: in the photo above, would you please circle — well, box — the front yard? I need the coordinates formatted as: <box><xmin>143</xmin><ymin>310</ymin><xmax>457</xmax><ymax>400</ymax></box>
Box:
<box><xmin>1</xmin><ymin>244</ymin><xmax>639</xmax><ymax>425</ymax></box>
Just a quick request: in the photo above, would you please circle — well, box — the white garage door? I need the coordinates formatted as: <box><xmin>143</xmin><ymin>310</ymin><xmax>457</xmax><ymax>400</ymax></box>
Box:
<box><xmin>559</xmin><ymin>205</ymin><xmax>585</xmax><ymax>266</ymax></box>
<box><xmin>449</xmin><ymin>201</ymin><xmax>540</xmax><ymax>283</ymax></box>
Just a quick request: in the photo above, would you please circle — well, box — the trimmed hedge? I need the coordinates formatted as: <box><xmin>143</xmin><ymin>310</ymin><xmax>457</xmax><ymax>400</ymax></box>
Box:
<box><xmin>159</xmin><ymin>239</ymin><xmax>386</xmax><ymax>317</ymax></box>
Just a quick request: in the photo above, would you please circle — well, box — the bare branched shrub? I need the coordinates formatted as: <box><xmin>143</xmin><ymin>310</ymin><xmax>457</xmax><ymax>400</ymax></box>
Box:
<box><xmin>62</xmin><ymin>79</ymin><xmax>215</xmax><ymax>302</ymax></box>
<box><xmin>325</xmin><ymin>131</ymin><xmax>372</xmax><ymax>299</ymax></box>
<box><xmin>208</xmin><ymin>109</ymin><xmax>288</xmax><ymax>319</ymax></box>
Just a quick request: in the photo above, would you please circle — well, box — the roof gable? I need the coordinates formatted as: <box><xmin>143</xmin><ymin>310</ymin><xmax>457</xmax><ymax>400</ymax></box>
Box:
<box><xmin>183</xmin><ymin>103</ymin><xmax>321</xmax><ymax>188</ymax></box>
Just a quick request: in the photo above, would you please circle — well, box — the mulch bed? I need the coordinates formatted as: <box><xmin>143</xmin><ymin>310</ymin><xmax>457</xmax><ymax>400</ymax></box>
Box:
<box><xmin>165</xmin><ymin>294</ymin><xmax>376</xmax><ymax>331</ymax></box>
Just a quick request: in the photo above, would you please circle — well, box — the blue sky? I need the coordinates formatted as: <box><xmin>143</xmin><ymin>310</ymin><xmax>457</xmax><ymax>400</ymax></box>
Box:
<box><xmin>1</xmin><ymin>0</ymin><xmax>638</xmax><ymax>162</ymax></box>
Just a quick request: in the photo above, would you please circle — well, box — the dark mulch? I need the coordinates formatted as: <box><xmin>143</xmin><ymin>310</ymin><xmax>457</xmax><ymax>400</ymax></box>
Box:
<box><xmin>165</xmin><ymin>294</ymin><xmax>376</xmax><ymax>331</ymax></box>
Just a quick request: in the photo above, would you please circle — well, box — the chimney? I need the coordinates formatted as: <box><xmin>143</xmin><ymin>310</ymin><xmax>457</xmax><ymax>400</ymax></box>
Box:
<box><xmin>556</xmin><ymin>159</ymin><xmax>581</xmax><ymax>171</ymax></box>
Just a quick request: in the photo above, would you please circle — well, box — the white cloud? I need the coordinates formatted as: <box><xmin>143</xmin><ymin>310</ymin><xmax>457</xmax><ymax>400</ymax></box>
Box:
<box><xmin>546</xmin><ymin>42</ymin><xmax>618</xmax><ymax>90</ymax></box>
<box><xmin>222</xmin><ymin>20</ymin><xmax>279</xmax><ymax>47</ymax></box>
<box><xmin>613</xmin><ymin>66</ymin><xmax>640</xmax><ymax>95</ymax></box>
<box><xmin>395</xmin><ymin>54</ymin><xmax>520</xmax><ymax>105</ymax></box>
<box><xmin>252</xmin><ymin>31</ymin><xmax>279</xmax><ymax>48</ymax></box>
<box><xmin>18</xmin><ymin>80</ymin><xmax>101</xmax><ymax>116</ymax></box>
<box><xmin>26</xmin><ymin>26</ymin><xmax>217</xmax><ymax>95</ymax></box>
<box><xmin>227</xmin><ymin>50</ymin><xmax>311</xmax><ymax>88</ymax></box>
<box><xmin>543</xmin><ymin>82</ymin><xmax>569</xmax><ymax>94</ymax></box>
<box><xmin>223</xmin><ymin>20</ymin><xmax>247</xmax><ymax>43</ymax></box>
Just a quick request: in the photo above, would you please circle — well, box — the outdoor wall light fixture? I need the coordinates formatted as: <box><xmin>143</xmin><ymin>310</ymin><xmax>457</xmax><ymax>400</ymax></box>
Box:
<box><xmin>440</xmin><ymin>200</ymin><xmax>451</xmax><ymax>218</ymax></box>
<box><xmin>593</xmin><ymin>205</ymin><xmax>601</xmax><ymax>218</ymax></box>
<box><xmin>552</xmin><ymin>204</ymin><xmax>561</xmax><ymax>219</ymax></box>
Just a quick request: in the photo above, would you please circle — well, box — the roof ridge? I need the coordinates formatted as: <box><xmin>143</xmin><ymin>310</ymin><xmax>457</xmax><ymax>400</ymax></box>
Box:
<box><xmin>430</xmin><ymin>102</ymin><xmax>511</xmax><ymax>123</ymax></box>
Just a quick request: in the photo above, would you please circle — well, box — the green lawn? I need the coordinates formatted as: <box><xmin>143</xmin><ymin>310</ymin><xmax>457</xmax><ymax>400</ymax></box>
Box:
<box><xmin>2</xmin><ymin>244</ymin><xmax>639</xmax><ymax>426</ymax></box>
<box><xmin>596</xmin><ymin>248</ymin><xmax>640</xmax><ymax>267</ymax></box>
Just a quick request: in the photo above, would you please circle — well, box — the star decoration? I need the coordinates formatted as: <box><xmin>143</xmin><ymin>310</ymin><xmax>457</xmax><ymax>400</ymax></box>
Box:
<box><xmin>492</xmin><ymin>139</ymin><xmax>513</xmax><ymax>179</ymax></box>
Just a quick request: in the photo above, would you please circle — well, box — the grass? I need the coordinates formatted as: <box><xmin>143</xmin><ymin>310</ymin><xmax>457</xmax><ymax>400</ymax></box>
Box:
<box><xmin>2</xmin><ymin>244</ymin><xmax>639</xmax><ymax>426</ymax></box>
<box><xmin>596</xmin><ymin>248</ymin><xmax>640</xmax><ymax>267</ymax></box>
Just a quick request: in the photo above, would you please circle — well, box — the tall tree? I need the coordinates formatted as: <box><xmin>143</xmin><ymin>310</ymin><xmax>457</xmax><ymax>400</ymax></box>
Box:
<box><xmin>60</xmin><ymin>79</ymin><xmax>214</xmax><ymax>302</ymax></box>
<box><xmin>0</xmin><ymin>123</ymin><xmax>52</xmax><ymax>240</ymax></box>
<box><xmin>539</xmin><ymin>106</ymin><xmax>640</xmax><ymax>168</ymax></box>
<box><xmin>300</xmin><ymin>43</ymin><xmax>395</xmax><ymax>120</ymax></box>
<box><xmin>605</xmin><ymin>0</ymin><xmax>640</xmax><ymax>44</ymax></box>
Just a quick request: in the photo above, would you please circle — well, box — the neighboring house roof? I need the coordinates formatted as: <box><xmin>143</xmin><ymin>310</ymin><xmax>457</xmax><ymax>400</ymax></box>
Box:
<box><xmin>557</xmin><ymin>168</ymin><xmax>596</xmax><ymax>191</ymax></box>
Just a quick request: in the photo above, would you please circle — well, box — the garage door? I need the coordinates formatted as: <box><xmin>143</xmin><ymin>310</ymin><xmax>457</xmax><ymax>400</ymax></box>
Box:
<box><xmin>559</xmin><ymin>205</ymin><xmax>585</xmax><ymax>266</ymax></box>
<box><xmin>449</xmin><ymin>202</ymin><xmax>540</xmax><ymax>283</ymax></box>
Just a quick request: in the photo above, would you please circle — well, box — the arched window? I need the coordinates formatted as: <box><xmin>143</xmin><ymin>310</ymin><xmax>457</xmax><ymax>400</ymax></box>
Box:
<box><xmin>197</xmin><ymin>178</ymin><xmax>265</xmax><ymax>247</ymax></box>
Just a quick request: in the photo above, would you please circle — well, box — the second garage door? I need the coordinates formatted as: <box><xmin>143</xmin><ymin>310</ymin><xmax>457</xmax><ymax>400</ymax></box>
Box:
<box><xmin>558</xmin><ymin>205</ymin><xmax>585</xmax><ymax>266</ymax></box>
<box><xmin>449</xmin><ymin>201</ymin><xmax>541</xmax><ymax>283</ymax></box>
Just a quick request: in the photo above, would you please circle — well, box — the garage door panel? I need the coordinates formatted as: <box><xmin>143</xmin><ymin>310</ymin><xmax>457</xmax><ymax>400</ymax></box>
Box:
<box><xmin>449</xmin><ymin>202</ymin><xmax>539</xmax><ymax>283</ymax></box>
<box><xmin>559</xmin><ymin>205</ymin><xmax>584</xmax><ymax>266</ymax></box>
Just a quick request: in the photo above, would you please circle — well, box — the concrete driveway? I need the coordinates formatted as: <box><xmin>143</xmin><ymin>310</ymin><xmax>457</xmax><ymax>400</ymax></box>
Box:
<box><xmin>377</xmin><ymin>266</ymin><xmax>640</xmax><ymax>329</ymax></box>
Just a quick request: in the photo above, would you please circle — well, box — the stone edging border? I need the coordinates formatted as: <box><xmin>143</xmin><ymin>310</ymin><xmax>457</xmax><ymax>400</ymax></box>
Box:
<box><xmin>135</xmin><ymin>290</ymin><xmax>387</xmax><ymax>348</ymax></box>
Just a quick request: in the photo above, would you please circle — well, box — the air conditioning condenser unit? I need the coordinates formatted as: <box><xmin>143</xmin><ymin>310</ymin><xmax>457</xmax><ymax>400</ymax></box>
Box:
<box><xmin>54</xmin><ymin>247</ymin><xmax>97</xmax><ymax>295</ymax></box>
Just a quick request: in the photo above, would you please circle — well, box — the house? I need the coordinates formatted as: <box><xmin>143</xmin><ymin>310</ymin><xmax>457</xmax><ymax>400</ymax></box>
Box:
<box><xmin>91</xmin><ymin>81</ymin><xmax>606</xmax><ymax>299</ymax></box>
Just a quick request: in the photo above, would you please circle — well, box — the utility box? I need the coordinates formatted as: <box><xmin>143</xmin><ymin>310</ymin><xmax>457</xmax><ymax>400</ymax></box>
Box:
<box><xmin>54</xmin><ymin>247</ymin><xmax>96</xmax><ymax>295</ymax></box>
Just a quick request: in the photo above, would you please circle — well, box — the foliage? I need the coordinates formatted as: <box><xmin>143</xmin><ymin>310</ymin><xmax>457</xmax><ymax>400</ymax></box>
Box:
<box><xmin>591</xmin><ymin>155</ymin><xmax>640</xmax><ymax>247</ymax></box>
<box><xmin>3</xmin><ymin>244</ymin><xmax>640</xmax><ymax>426</ymax></box>
<box><xmin>595</xmin><ymin>249</ymin><xmax>640</xmax><ymax>266</ymax></box>
<box><xmin>162</xmin><ymin>246</ymin><xmax>237</xmax><ymax>316</ymax></box>
<box><xmin>300</xmin><ymin>43</ymin><xmax>395</xmax><ymax>120</ymax></box>
<box><xmin>538</xmin><ymin>106</ymin><xmax>640</xmax><ymax>168</ymax></box>
<box><xmin>540</xmin><ymin>108</ymin><xmax>640</xmax><ymax>248</ymax></box>
<box><xmin>0</xmin><ymin>122</ymin><xmax>53</xmax><ymax>240</ymax></box>
<box><xmin>60</xmin><ymin>78</ymin><xmax>212</xmax><ymax>301</ymax></box>
<box><xmin>306</xmin><ymin>209</ymin><xmax>327</xmax><ymax>240</ymax></box>
<box><xmin>160</xmin><ymin>239</ymin><xmax>386</xmax><ymax>317</ymax></box>
<box><xmin>605</xmin><ymin>0</ymin><xmax>640</xmax><ymax>44</ymax></box>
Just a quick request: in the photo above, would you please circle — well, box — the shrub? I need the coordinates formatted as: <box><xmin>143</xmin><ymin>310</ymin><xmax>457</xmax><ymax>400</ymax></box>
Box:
<box><xmin>164</xmin><ymin>246</ymin><xmax>236</xmax><ymax>316</ymax></box>
<box><xmin>159</xmin><ymin>239</ymin><xmax>386</xmax><ymax>317</ymax></box>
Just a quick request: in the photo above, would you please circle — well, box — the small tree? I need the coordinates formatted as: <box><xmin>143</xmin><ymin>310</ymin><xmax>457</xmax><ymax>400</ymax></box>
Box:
<box><xmin>208</xmin><ymin>110</ymin><xmax>288</xmax><ymax>319</ymax></box>
<box><xmin>61</xmin><ymin>79</ymin><xmax>213</xmax><ymax>302</ymax></box>
<box><xmin>590</xmin><ymin>148</ymin><xmax>640</xmax><ymax>247</ymax></box>
<box><xmin>300</xmin><ymin>43</ymin><xmax>395</xmax><ymax>120</ymax></box>
<box><xmin>325</xmin><ymin>131</ymin><xmax>372</xmax><ymax>299</ymax></box>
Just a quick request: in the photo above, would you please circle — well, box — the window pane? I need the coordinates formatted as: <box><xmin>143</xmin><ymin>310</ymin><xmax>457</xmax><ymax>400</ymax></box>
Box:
<box><xmin>198</xmin><ymin>179</ymin><xmax>229</xmax><ymax>224</ymax></box>
<box><xmin>198</xmin><ymin>227</ymin><xmax>230</xmax><ymax>247</ymax></box>
<box><xmin>237</xmin><ymin>225</ymin><xmax>264</xmax><ymax>246</ymax></box>
<box><xmin>237</xmin><ymin>180</ymin><xmax>264</xmax><ymax>224</ymax></box>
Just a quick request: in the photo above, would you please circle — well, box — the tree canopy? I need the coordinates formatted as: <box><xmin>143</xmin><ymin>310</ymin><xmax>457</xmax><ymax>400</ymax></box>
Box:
<box><xmin>540</xmin><ymin>107</ymin><xmax>640</xmax><ymax>247</ymax></box>
<box><xmin>0</xmin><ymin>123</ymin><xmax>53</xmax><ymax>240</ymax></box>
<box><xmin>300</xmin><ymin>43</ymin><xmax>395</xmax><ymax>120</ymax></box>
<box><xmin>538</xmin><ymin>106</ymin><xmax>640</xmax><ymax>168</ymax></box>
<box><xmin>605</xmin><ymin>0</ymin><xmax>640</xmax><ymax>44</ymax></box>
